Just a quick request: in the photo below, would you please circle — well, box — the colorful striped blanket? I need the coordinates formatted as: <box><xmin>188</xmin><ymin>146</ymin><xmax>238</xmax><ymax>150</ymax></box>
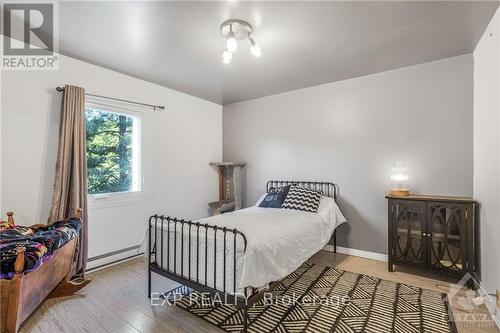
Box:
<box><xmin>0</xmin><ymin>218</ymin><xmax>81</xmax><ymax>279</ymax></box>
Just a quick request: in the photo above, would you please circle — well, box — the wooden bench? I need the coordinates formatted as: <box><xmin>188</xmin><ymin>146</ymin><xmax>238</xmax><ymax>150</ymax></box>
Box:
<box><xmin>0</xmin><ymin>210</ymin><xmax>91</xmax><ymax>333</ymax></box>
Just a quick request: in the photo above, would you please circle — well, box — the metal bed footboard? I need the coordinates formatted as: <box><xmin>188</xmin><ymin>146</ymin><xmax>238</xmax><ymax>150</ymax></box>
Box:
<box><xmin>147</xmin><ymin>215</ymin><xmax>255</xmax><ymax>309</ymax></box>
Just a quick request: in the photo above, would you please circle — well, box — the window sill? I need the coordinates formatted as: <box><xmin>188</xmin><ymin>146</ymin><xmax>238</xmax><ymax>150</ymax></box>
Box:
<box><xmin>88</xmin><ymin>192</ymin><xmax>153</xmax><ymax>210</ymax></box>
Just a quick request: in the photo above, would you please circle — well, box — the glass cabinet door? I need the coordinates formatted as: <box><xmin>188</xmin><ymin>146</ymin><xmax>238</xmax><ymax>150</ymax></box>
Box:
<box><xmin>427</xmin><ymin>203</ymin><xmax>466</xmax><ymax>272</ymax></box>
<box><xmin>392</xmin><ymin>201</ymin><xmax>426</xmax><ymax>265</ymax></box>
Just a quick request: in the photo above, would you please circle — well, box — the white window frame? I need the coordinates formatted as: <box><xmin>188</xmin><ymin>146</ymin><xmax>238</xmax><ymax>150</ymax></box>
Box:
<box><xmin>85</xmin><ymin>97</ymin><xmax>150</xmax><ymax>209</ymax></box>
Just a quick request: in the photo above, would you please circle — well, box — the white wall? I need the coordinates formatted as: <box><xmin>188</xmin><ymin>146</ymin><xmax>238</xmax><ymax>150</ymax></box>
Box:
<box><xmin>1</xmin><ymin>53</ymin><xmax>222</xmax><ymax>265</ymax></box>
<box><xmin>473</xmin><ymin>7</ymin><xmax>500</xmax><ymax>300</ymax></box>
<box><xmin>223</xmin><ymin>55</ymin><xmax>473</xmax><ymax>254</ymax></box>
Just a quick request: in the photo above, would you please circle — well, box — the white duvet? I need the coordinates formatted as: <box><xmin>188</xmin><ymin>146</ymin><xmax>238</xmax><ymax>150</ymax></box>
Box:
<box><xmin>153</xmin><ymin>196</ymin><xmax>346</xmax><ymax>292</ymax></box>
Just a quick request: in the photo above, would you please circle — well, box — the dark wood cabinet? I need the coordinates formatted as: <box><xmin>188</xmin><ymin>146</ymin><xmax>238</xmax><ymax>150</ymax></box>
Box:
<box><xmin>387</xmin><ymin>195</ymin><xmax>478</xmax><ymax>286</ymax></box>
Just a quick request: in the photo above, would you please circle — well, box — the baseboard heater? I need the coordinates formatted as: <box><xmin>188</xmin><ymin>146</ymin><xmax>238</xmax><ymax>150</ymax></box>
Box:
<box><xmin>87</xmin><ymin>245</ymin><xmax>143</xmax><ymax>272</ymax></box>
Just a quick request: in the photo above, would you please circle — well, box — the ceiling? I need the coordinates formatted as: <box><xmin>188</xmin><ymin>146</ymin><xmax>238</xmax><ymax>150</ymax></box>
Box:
<box><xmin>51</xmin><ymin>1</ymin><xmax>499</xmax><ymax>104</ymax></box>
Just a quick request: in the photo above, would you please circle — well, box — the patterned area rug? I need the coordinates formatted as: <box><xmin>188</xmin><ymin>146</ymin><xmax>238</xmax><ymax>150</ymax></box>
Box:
<box><xmin>177</xmin><ymin>262</ymin><xmax>456</xmax><ymax>333</ymax></box>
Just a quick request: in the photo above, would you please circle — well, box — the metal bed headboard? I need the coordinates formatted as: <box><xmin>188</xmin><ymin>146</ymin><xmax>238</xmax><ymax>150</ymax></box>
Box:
<box><xmin>266</xmin><ymin>180</ymin><xmax>338</xmax><ymax>200</ymax></box>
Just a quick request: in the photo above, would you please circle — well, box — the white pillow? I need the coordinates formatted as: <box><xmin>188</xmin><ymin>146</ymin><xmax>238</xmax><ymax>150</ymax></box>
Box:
<box><xmin>317</xmin><ymin>196</ymin><xmax>347</xmax><ymax>224</ymax></box>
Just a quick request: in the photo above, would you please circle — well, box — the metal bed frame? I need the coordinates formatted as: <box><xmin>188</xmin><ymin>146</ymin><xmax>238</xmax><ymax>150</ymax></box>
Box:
<box><xmin>148</xmin><ymin>180</ymin><xmax>339</xmax><ymax>332</ymax></box>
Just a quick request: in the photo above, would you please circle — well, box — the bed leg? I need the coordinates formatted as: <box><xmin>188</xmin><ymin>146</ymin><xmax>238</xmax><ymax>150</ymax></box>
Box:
<box><xmin>243</xmin><ymin>305</ymin><xmax>248</xmax><ymax>333</ymax></box>
<box><xmin>333</xmin><ymin>230</ymin><xmax>337</xmax><ymax>254</ymax></box>
<box><xmin>148</xmin><ymin>218</ymin><xmax>152</xmax><ymax>298</ymax></box>
<box><xmin>148</xmin><ymin>266</ymin><xmax>152</xmax><ymax>298</ymax></box>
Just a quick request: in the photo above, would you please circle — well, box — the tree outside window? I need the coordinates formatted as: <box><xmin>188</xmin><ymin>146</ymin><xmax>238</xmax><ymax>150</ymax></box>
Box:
<box><xmin>85</xmin><ymin>107</ymin><xmax>140</xmax><ymax>194</ymax></box>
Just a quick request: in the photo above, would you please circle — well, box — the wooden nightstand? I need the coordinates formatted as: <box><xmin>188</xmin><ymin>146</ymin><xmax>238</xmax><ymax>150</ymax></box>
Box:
<box><xmin>386</xmin><ymin>194</ymin><xmax>478</xmax><ymax>288</ymax></box>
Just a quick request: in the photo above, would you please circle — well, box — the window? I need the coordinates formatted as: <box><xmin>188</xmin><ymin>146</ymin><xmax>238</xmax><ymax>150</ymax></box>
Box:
<box><xmin>85</xmin><ymin>106</ymin><xmax>141</xmax><ymax>196</ymax></box>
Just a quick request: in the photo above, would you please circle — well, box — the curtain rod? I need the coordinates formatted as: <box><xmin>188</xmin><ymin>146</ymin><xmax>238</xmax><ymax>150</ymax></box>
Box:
<box><xmin>56</xmin><ymin>87</ymin><xmax>165</xmax><ymax>111</ymax></box>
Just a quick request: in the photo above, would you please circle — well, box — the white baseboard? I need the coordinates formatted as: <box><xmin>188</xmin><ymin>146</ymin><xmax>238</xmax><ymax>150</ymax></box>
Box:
<box><xmin>87</xmin><ymin>246</ymin><xmax>144</xmax><ymax>272</ymax></box>
<box><xmin>323</xmin><ymin>245</ymin><xmax>388</xmax><ymax>262</ymax></box>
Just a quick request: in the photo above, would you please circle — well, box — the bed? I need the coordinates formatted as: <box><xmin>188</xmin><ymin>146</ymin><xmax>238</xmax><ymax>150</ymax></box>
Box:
<box><xmin>0</xmin><ymin>210</ymin><xmax>91</xmax><ymax>333</ymax></box>
<box><xmin>148</xmin><ymin>180</ymin><xmax>346</xmax><ymax>332</ymax></box>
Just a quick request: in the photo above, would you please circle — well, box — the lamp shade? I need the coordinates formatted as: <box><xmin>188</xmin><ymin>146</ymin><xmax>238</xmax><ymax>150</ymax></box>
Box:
<box><xmin>390</xmin><ymin>163</ymin><xmax>409</xmax><ymax>196</ymax></box>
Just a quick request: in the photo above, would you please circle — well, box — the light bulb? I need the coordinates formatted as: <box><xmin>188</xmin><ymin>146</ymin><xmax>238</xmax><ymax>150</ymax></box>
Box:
<box><xmin>226</xmin><ymin>31</ymin><xmax>238</xmax><ymax>53</ymax></box>
<box><xmin>222</xmin><ymin>49</ymin><xmax>232</xmax><ymax>64</ymax></box>
<box><xmin>251</xmin><ymin>44</ymin><xmax>261</xmax><ymax>57</ymax></box>
<box><xmin>249</xmin><ymin>37</ymin><xmax>261</xmax><ymax>58</ymax></box>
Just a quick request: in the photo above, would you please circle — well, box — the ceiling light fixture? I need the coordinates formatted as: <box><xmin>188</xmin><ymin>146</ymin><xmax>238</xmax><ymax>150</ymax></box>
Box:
<box><xmin>220</xmin><ymin>19</ymin><xmax>261</xmax><ymax>64</ymax></box>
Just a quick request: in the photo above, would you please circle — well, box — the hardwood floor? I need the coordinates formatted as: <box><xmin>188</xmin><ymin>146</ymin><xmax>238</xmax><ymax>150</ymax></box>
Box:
<box><xmin>19</xmin><ymin>251</ymin><xmax>499</xmax><ymax>333</ymax></box>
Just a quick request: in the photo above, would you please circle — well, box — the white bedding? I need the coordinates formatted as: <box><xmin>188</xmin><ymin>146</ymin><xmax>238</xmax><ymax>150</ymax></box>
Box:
<box><xmin>153</xmin><ymin>196</ymin><xmax>346</xmax><ymax>292</ymax></box>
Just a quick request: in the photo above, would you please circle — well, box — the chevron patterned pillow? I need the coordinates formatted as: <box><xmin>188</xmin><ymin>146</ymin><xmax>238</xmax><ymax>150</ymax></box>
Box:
<box><xmin>282</xmin><ymin>185</ymin><xmax>323</xmax><ymax>213</ymax></box>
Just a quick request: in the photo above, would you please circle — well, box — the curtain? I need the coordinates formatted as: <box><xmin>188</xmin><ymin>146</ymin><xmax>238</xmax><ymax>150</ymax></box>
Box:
<box><xmin>48</xmin><ymin>85</ymin><xmax>88</xmax><ymax>278</ymax></box>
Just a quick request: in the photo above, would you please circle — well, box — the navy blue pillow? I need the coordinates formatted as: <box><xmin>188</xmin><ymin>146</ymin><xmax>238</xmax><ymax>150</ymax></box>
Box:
<box><xmin>259</xmin><ymin>185</ymin><xmax>291</xmax><ymax>208</ymax></box>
